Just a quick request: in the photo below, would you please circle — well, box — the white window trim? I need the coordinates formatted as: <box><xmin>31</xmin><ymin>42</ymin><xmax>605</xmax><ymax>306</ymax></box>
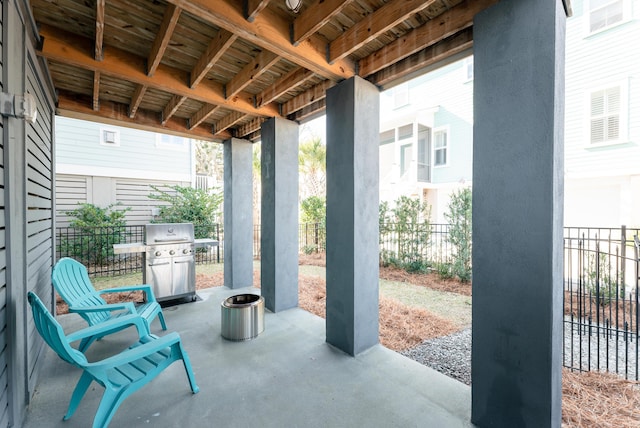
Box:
<box><xmin>156</xmin><ymin>133</ymin><xmax>188</xmax><ymax>151</ymax></box>
<box><xmin>433</xmin><ymin>126</ymin><xmax>449</xmax><ymax>168</ymax></box>
<box><xmin>99</xmin><ymin>127</ymin><xmax>120</xmax><ymax>146</ymax></box>
<box><xmin>462</xmin><ymin>56</ymin><xmax>474</xmax><ymax>83</ymax></box>
<box><xmin>584</xmin><ymin>79</ymin><xmax>629</xmax><ymax>148</ymax></box>
<box><xmin>585</xmin><ymin>0</ymin><xmax>632</xmax><ymax>37</ymax></box>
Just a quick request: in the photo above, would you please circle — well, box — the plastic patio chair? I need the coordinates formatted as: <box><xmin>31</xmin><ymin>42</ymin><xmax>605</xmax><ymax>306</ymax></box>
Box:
<box><xmin>52</xmin><ymin>257</ymin><xmax>167</xmax><ymax>352</ymax></box>
<box><xmin>28</xmin><ymin>291</ymin><xmax>199</xmax><ymax>428</ymax></box>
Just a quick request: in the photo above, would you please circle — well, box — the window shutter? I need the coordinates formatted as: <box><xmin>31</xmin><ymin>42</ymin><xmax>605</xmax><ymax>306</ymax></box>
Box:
<box><xmin>590</xmin><ymin>86</ymin><xmax>621</xmax><ymax>144</ymax></box>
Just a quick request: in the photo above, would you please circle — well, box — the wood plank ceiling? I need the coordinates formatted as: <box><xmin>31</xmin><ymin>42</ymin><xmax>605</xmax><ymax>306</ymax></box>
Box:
<box><xmin>30</xmin><ymin>0</ymin><xmax>498</xmax><ymax>142</ymax></box>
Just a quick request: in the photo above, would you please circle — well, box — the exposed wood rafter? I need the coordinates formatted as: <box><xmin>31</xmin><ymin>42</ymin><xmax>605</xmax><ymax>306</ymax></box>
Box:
<box><xmin>190</xmin><ymin>29</ymin><xmax>237</xmax><ymax>89</ymax></box>
<box><xmin>236</xmin><ymin>117</ymin><xmax>266</xmax><ymax>138</ymax></box>
<box><xmin>255</xmin><ymin>67</ymin><xmax>315</xmax><ymax>107</ymax></box>
<box><xmin>148</xmin><ymin>4</ymin><xmax>182</xmax><ymax>77</ymax></box>
<box><xmin>95</xmin><ymin>0</ymin><xmax>105</xmax><ymax>61</ymax></box>
<box><xmin>129</xmin><ymin>84</ymin><xmax>147</xmax><ymax>118</ymax></box>
<box><xmin>37</xmin><ymin>25</ymin><xmax>279</xmax><ymax>118</ymax></box>
<box><xmin>92</xmin><ymin>71</ymin><xmax>100</xmax><ymax>111</ymax></box>
<box><xmin>244</xmin><ymin>0</ymin><xmax>271</xmax><ymax>22</ymax></box>
<box><xmin>189</xmin><ymin>103</ymin><xmax>221</xmax><ymax>130</ymax></box>
<box><xmin>226</xmin><ymin>50</ymin><xmax>280</xmax><ymax>99</ymax></box>
<box><xmin>214</xmin><ymin>111</ymin><xmax>248</xmax><ymax>134</ymax></box>
<box><xmin>162</xmin><ymin>94</ymin><xmax>187</xmax><ymax>125</ymax></box>
<box><xmin>328</xmin><ymin>0</ymin><xmax>439</xmax><ymax>64</ymax></box>
<box><xmin>292</xmin><ymin>0</ymin><xmax>349</xmax><ymax>46</ymax></box>
<box><xmin>166</xmin><ymin>0</ymin><xmax>354</xmax><ymax>81</ymax></box>
<box><xmin>358</xmin><ymin>0</ymin><xmax>497</xmax><ymax>77</ymax></box>
<box><xmin>281</xmin><ymin>79</ymin><xmax>335</xmax><ymax>116</ymax></box>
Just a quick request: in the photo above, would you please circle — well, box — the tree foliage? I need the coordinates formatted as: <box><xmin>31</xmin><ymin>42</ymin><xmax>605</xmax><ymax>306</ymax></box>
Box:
<box><xmin>299</xmin><ymin>137</ymin><xmax>326</xmax><ymax>198</ymax></box>
<box><xmin>444</xmin><ymin>187</ymin><xmax>472</xmax><ymax>282</ymax></box>
<box><xmin>301</xmin><ymin>196</ymin><xmax>326</xmax><ymax>224</ymax></box>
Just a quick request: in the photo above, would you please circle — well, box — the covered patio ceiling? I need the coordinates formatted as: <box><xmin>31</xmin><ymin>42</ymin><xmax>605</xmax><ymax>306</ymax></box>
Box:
<box><xmin>30</xmin><ymin>0</ymin><xmax>498</xmax><ymax>142</ymax></box>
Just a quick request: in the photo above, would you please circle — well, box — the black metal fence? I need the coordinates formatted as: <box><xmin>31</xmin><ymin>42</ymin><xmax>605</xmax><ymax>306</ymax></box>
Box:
<box><xmin>55</xmin><ymin>222</ymin><xmax>640</xmax><ymax>379</ymax></box>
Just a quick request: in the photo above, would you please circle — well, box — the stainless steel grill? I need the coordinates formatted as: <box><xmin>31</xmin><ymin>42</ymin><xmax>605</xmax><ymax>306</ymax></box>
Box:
<box><xmin>144</xmin><ymin>223</ymin><xmax>196</xmax><ymax>302</ymax></box>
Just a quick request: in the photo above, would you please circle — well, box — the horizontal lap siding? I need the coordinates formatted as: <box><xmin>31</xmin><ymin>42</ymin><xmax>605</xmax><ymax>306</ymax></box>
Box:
<box><xmin>55</xmin><ymin>175</ymin><xmax>87</xmax><ymax>226</ymax></box>
<box><xmin>25</xmin><ymin>52</ymin><xmax>54</xmax><ymax>399</ymax></box>
<box><xmin>116</xmin><ymin>179</ymin><xmax>186</xmax><ymax>225</ymax></box>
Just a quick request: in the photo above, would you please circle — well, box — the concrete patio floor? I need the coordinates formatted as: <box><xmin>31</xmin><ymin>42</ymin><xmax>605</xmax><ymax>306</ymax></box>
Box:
<box><xmin>24</xmin><ymin>286</ymin><xmax>473</xmax><ymax>428</ymax></box>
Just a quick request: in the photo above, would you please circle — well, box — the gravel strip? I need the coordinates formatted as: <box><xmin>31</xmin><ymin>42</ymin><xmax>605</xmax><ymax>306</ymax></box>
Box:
<box><xmin>401</xmin><ymin>328</ymin><xmax>472</xmax><ymax>385</ymax></box>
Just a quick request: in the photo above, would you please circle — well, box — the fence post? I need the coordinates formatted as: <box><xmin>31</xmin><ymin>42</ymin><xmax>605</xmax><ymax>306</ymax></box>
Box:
<box><xmin>621</xmin><ymin>225</ymin><xmax>626</xmax><ymax>294</ymax></box>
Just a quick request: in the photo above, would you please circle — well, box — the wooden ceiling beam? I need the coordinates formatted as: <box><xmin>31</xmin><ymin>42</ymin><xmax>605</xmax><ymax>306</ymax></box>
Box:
<box><xmin>236</xmin><ymin>117</ymin><xmax>266</xmax><ymax>138</ymax></box>
<box><xmin>256</xmin><ymin>67</ymin><xmax>315</xmax><ymax>107</ymax></box>
<box><xmin>214</xmin><ymin>111</ymin><xmax>248</xmax><ymax>134</ymax></box>
<box><xmin>358</xmin><ymin>0</ymin><xmax>496</xmax><ymax>77</ymax></box>
<box><xmin>292</xmin><ymin>0</ymin><xmax>350</xmax><ymax>46</ymax></box>
<box><xmin>244</xmin><ymin>0</ymin><xmax>271</xmax><ymax>22</ymax></box>
<box><xmin>190</xmin><ymin>29</ymin><xmax>237</xmax><ymax>89</ymax></box>
<box><xmin>95</xmin><ymin>0</ymin><xmax>105</xmax><ymax>61</ymax></box>
<box><xmin>328</xmin><ymin>0</ymin><xmax>439</xmax><ymax>64</ymax></box>
<box><xmin>166</xmin><ymin>0</ymin><xmax>354</xmax><ymax>81</ymax></box>
<box><xmin>368</xmin><ymin>28</ymin><xmax>473</xmax><ymax>87</ymax></box>
<box><xmin>189</xmin><ymin>103</ymin><xmax>221</xmax><ymax>130</ymax></box>
<box><xmin>38</xmin><ymin>25</ymin><xmax>279</xmax><ymax>118</ymax></box>
<box><xmin>148</xmin><ymin>4</ymin><xmax>182</xmax><ymax>77</ymax></box>
<box><xmin>162</xmin><ymin>95</ymin><xmax>187</xmax><ymax>125</ymax></box>
<box><xmin>226</xmin><ymin>50</ymin><xmax>280</xmax><ymax>99</ymax></box>
<box><xmin>56</xmin><ymin>90</ymin><xmax>228</xmax><ymax>142</ymax></box>
<box><xmin>92</xmin><ymin>71</ymin><xmax>100</xmax><ymax>111</ymax></box>
<box><xmin>129</xmin><ymin>84</ymin><xmax>147</xmax><ymax>118</ymax></box>
<box><xmin>288</xmin><ymin>98</ymin><xmax>326</xmax><ymax>122</ymax></box>
<box><xmin>281</xmin><ymin>80</ymin><xmax>335</xmax><ymax>116</ymax></box>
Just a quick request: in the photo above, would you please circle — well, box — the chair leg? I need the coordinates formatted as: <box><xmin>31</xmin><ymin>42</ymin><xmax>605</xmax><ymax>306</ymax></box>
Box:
<box><xmin>178</xmin><ymin>343</ymin><xmax>199</xmax><ymax>393</ymax></box>
<box><xmin>93</xmin><ymin>387</ymin><xmax>126</xmax><ymax>428</ymax></box>
<box><xmin>64</xmin><ymin>372</ymin><xmax>93</xmax><ymax>420</ymax></box>
<box><xmin>157</xmin><ymin>311</ymin><xmax>167</xmax><ymax>331</ymax></box>
<box><xmin>79</xmin><ymin>335</ymin><xmax>98</xmax><ymax>353</ymax></box>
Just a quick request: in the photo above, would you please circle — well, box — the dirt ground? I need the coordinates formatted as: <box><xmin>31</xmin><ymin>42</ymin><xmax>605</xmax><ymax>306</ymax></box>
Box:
<box><xmin>56</xmin><ymin>254</ymin><xmax>639</xmax><ymax>427</ymax></box>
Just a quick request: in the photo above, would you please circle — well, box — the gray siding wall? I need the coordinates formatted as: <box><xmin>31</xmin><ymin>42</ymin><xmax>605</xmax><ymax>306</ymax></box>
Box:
<box><xmin>2</xmin><ymin>1</ymin><xmax>55</xmax><ymax>426</ymax></box>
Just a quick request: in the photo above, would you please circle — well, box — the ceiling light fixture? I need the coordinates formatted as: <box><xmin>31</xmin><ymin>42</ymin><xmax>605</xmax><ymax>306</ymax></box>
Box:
<box><xmin>286</xmin><ymin>0</ymin><xmax>302</xmax><ymax>13</ymax></box>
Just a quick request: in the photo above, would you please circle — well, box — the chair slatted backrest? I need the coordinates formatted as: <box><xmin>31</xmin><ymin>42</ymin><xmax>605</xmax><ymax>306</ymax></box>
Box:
<box><xmin>52</xmin><ymin>258</ymin><xmax>111</xmax><ymax>325</ymax></box>
<box><xmin>28</xmin><ymin>292</ymin><xmax>87</xmax><ymax>366</ymax></box>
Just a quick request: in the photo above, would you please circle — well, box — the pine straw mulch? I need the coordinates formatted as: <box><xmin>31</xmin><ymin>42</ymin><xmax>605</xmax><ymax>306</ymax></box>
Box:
<box><xmin>55</xmin><ymin>258</ymin><xmax>640</xmax><ymax>427</ymax></box>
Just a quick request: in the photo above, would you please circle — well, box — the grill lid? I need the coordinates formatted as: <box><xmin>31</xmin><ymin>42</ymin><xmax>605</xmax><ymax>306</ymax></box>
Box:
<box><xmin>145</xmin><ymin>223</ymin><xmax>195</xmax><ymax>244</ymax></box>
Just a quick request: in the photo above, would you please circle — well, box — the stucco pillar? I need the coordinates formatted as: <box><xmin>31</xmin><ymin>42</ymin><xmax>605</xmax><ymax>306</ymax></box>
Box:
<box><xmin>261</xmin><ymin>117</ymin><xmax>299</xmax><ymax>312</ymax></box>
<box><xmin>325</xmin><ymin>76</ymin><xmax>380</xmax><ymax>356</ymax></box>
<box><xmin>223</xmin><ymin>138</ymin><xmax>253</xmax><ymax>289</ymax></box>
<box><xmin>472</xmin><ymin>1</ymin><xmax>565</xmax><ymax>427</ymax></box>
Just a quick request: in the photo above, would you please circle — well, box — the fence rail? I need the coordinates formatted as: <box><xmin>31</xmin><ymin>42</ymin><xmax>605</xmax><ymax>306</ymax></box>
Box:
<box><xmin>55</xmin><ymin>223</ymin><xmax>640</xmax><ymax>379</ymax></box>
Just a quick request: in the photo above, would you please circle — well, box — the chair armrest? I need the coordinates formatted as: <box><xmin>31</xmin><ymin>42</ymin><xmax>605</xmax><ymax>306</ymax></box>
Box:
<box><xmin>69</xmin><ymin>302</ymin><xmax>137</xmax><ymax>314</ymax></box>
<box><xmin>66</xmin><ymin>314</ymin><xmax>150</xmax><ymax>344</ymax></box>
<box><xmin>99</xmin><ymin>284</ymin><xmax>158</xmax><ymax>303</ymax></box>
<box><xmin>87</xmin><ymin>332</ymin><xmax>182</xmax><ymax>369</ymax></box>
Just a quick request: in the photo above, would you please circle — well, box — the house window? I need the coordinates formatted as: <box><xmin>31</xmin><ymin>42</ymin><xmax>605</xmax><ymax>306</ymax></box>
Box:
<box><xmin>590</xmin><ymin>86</ymin><xmax>621</xmax><ymax>144</ymax></box>
<box><xmin>400</xmin><ymin>144</ymin><xmax>412</xmax><ymax>176</ymax></box>
<box><xmin>463</xmin><ymin>56</ymin><xmax>474</xmax><ymax>82</ymax></box>
<box><xmin>589</xmin><ymin>0</ymin><xmax>624</xmax><ymax>33</ymax></box>
<box><xmin>100</xmin><ymin>128</ymin><xmax>120</xmax><ymax>146</ymax></box>
<box><xmin>157</xmin><ymin>133</ymin><xmax>187</xmax><ymax>149</ymax></box>
<box><xmin>379</xmin><ymin>129</ymin><xmax>395</xmax><ymax>145</ymax></box>
<box><xmin>434</xmin><ymin>129</ymin><xmax>448</xmax><ymax>166</ymax></box>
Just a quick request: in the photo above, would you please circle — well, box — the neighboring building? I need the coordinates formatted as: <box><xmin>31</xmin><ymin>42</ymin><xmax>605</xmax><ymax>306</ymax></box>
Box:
<box><xmin>379</xmin><ymin>57</ymin><xmax>473</xmax><ymax>223</ymax></box>
<box><xmin>55</xmin><ymin>116</ymin><xmax>196</xmax><ymax>226</ymax></box>
<box><xmin>563</xmin><ymin>0</ymin><xmax>640</xmax><ymax>227</ymax></box>
<box><xmin>380</xmin><ymin>0</ymin><xmax>640</xmax><ymax>228</ymax></box>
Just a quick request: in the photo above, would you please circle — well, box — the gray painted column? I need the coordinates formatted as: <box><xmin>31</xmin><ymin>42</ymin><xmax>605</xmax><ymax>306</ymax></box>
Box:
<box><xmin>472</xmin><ymin>1</ymin><xmax>565</xmax><ymax>427</ymax></box>
<box><xmin>223</xmin><ymin>138</ymin><xmax>254</xmax><ymax>289</ymax></box>
<box><xmin>261</xmin><ymin>117</ymin><xmax>299</xmax><ymax>312</ymax></box>
<box><xmin>326</xmin><ymin>76</ymin><xmax>380</xmax><ymax>356</ymax></box>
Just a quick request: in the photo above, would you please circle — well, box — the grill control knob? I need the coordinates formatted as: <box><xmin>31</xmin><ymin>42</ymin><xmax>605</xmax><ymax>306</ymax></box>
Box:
<box><xmin>169</xmin><ymin>250</ymin><xmax>175</xmax><ymax>255</ymax></box>
<box><xmin>155</xmin><ymin>251</ymin><xmax>161</xmax><ymax>257</ymax></box>
<box><xmin>183</xmin><ymin>249</ymin><xmax>189</xmax><ymax>254</ymax></box>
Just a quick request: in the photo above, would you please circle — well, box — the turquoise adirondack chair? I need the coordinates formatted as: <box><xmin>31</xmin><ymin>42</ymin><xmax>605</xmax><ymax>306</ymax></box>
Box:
<box><xmin>52</xmin><ymin>257</ymin><xmax>167</xmax><ymax>352</ymax></box>
<box><xmin>28</xmin><ymin>291</ymin><xmax>199</xmax><ymax>428</ymax></box>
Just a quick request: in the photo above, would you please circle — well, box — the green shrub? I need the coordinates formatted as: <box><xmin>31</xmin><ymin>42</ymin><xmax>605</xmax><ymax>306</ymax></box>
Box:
<box><xmin>434</xmin><ymin>262</ymin><xmax>455</xmax><ymax>279</ymax></box>
<box><xmin>444</xmin><ymin>188</ymin><xmax>472</xmax><ymax>282</ymax></box>
<box><xmin>60</xmin><ymin>203</ymin><xmax>130</xmax><ymax>265</ymax></box>
<box><xmin>301</xmin><ymin>196</ymin><xmax>326</xmax><ymax>225</ymax></box>
<box><xmin>149</xmin><ymin>185</ymin><xmax>222</xmax><ymax>238</ymax></box>
<box><xmin>585</xmin><ymin>251</ymin><xmax>621</xmax><ymax>305</ymax></box>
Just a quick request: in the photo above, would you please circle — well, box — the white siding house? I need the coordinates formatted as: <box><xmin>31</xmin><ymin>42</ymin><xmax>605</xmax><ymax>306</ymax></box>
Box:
<box><xmin>380</xmin><ymin>0</ymin><xmax>640</xmax><ymax>228</ymax></box>
<box><xmin>55</xmin><ymin>116</ymin><xmax>195</xmax><ymax>226</ymax></box>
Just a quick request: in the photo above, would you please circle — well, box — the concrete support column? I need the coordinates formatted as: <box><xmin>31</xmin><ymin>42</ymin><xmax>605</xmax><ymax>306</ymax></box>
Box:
<box><xmin>223</xmin><ymin>138</ymin><xmax>253</xmax><ymax>289</ymax></box>
<box><xmin>472</xmin><ymin>1</ymin><xmax>565</xmax><ymax>427</ymax></box>
<box><xmin>261</xmin><ymin>118</ymin><xmax>299</xmax><ymax>312</ymax></box>
<box><xmin>326</xmin><ymin>76</ymin><xmax>380</xmax><ymax>356</ymax></box>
